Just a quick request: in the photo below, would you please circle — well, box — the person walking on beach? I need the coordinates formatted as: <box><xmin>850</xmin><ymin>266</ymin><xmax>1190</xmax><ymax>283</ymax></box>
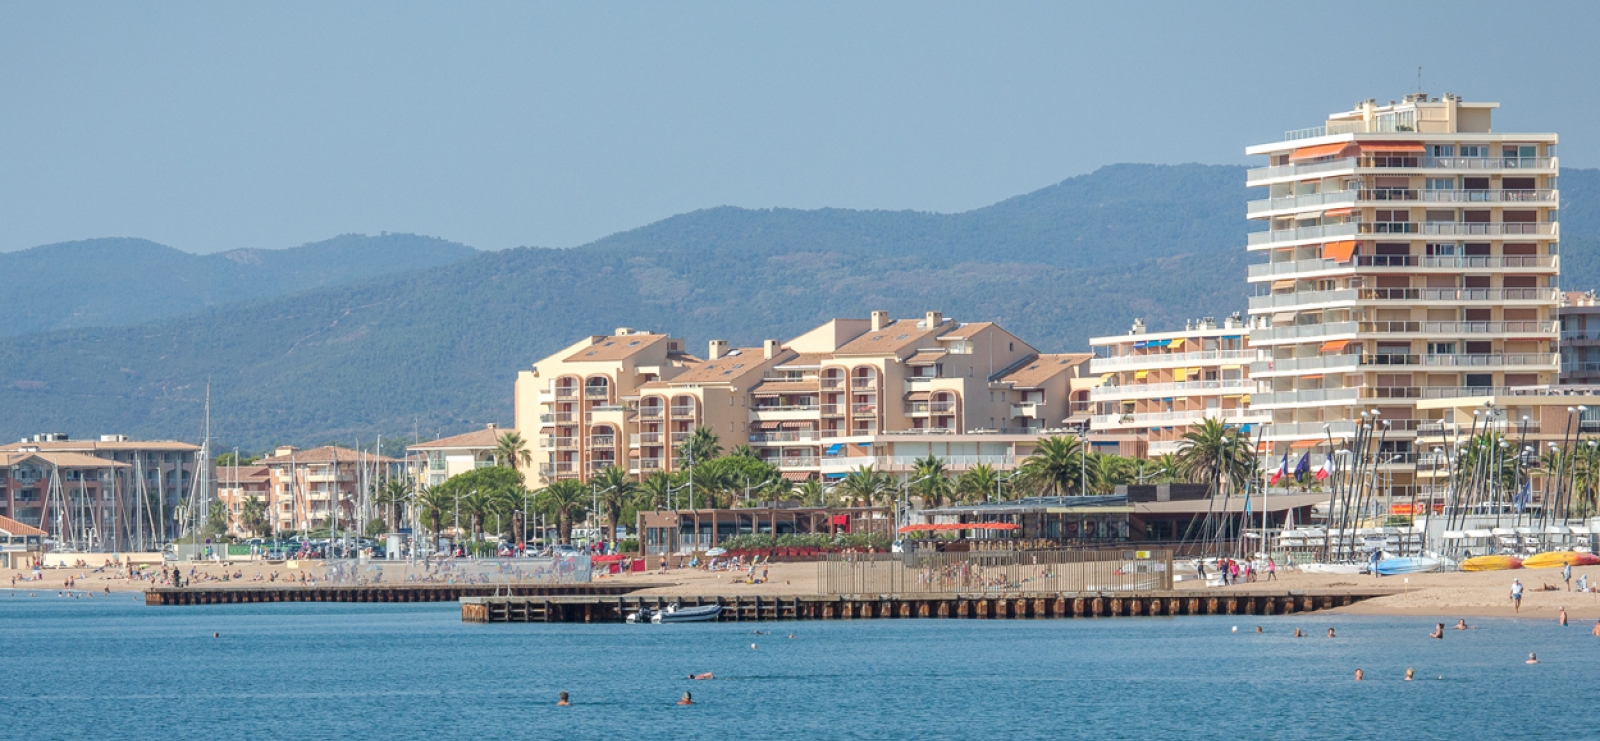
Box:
<box><xmin>1511</xmin><ymin>578</ymin><xmax>1524</xmax><ymax>613</ymax></box>
<box><xmin>1563</xmin><ymin>563</ymin><xmax>1573</xmax><ymax>591</ymax></box>
<box><xmin>1266</xmin><ymin>557</ymin><xmax>1277</xmax><ymax>581</ymax></box>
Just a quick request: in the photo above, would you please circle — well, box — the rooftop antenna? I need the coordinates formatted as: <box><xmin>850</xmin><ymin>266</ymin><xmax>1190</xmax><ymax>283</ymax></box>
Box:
<box><xmin>1417</xmin><ymin>66</ymin><xmax>1423</xmax><ymax>93</ymax></box>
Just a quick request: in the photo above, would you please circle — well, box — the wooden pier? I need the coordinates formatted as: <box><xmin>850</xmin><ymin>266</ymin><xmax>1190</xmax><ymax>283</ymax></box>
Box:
<box><xmin>145</xmin><ymin>583</ymin><xmax>665</xmax><ymax>606</ymax></box>
<box><xmin>460</xmin><ymin>589</ymin><xmax>1398</xmax><ymax>623</ymax></box>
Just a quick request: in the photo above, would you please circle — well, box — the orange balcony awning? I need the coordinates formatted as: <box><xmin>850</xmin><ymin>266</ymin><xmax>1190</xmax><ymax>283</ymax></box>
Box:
<box><xmin>1271</xmin><ymin>279</ymin><xmax>1296</xmax><ymax>291</ymax></box>
<box><xmin>1360</xmin><ymin>142</ymin><xmax>1425</xmax><ymax>153</ymax></box>
<box><xmin>1290</xmin><ymin>142</ymin><xmax>1352</xmax><ymax>161</ymax></box>
<box><xmin>1323</xmin><ymin>240</ymin><xmax>1358</xmax><ymax>262</ymax></box>
<box><xmin>1323</xmin><ymin>207</ymin><xmax>1354</xmax><ymax>218</ymax></box>
<box><xmin>1290</xmin><ymin>439</ymin><xmax>1324</xmax><ymax>449</ymax></box>
<box><xmin>1301</xmin><ymin>374</ymin><xmax>1324</xmax><ymax>380</ymax></box>
<box><xmin>1319</xmin><ymin>339</ymin><xmax>1352</xmax><ymax>353</ymax></box>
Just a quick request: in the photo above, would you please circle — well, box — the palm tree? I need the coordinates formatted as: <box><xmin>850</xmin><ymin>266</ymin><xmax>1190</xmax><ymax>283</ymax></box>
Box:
<box><xmin>1021</xmin><ymin>436</ymin><xmax>1084</xmax><ymax>496</ymax></box>
<box><xmin>910</xmin><ymin>455</ymin><xmax>953</xmax><ymax>508</ymax></box>
<box><xmin>240</xmin><ymin>495</ymin><xmax>269</xmax><ymax>537</ymax></box>
<box><xmin>729</xmin><ymin>444</ymin><xmax>758</xmax><ymax>459</ymax></box>
<box><xmin>795</xmin><ymin>480</ymin><xmax>826</xmax><ymax>506</ymax></box>
<box><xmin>677</xmin><ymin>426</ymin><xmax>723</xmax><ymax>465</ymax></box>
<box><xmin>460</xmin><ymin>490</ymin><xmax>497</xmax><ymax>541</ymax></box>
<box><xmin>836</xmin><ymin>465</ymin><xmax>893</xmax><ymax>507</ymax></box>
<box><xmin>535</xmin><ymin>480</ymin><xmax>589</xmax><ymax>544</ymax></box>
<box><xmin>956</xmin><ymin>464</ymin><xmax>1002</xmax><ymax>503</ymax></box>
<box><xmin>638</xmin><ymin>471</ymin><xmax>674</xmax><ymax>509</ymax></box>
<box><xmin>1083</xmin><ymin>452</ymin><xmax>1137</xmax><ymax>494</ymax></box>
<box><xmin>371</xmin><ymin>477</ymin><xmax>413</xmax><ymax>532</ymax></box>
<box><xmin>493</xmin><ymin>431</ymin><xmax>533</xmax><ymax>471</ymax></box>
<box><xmin>417</xmin><ymin>486</ymin><xmax>455</xmax><ymax>542</ymax></box>
<box><xmin>1176</xmin><ymin>418</ymin><xmax>1256</xmax><ymax>491</ymax></box>
<box><xmin>589</xmin><ymin>465</ymin><xmax>637</xmax><ymax>543</ymax></box>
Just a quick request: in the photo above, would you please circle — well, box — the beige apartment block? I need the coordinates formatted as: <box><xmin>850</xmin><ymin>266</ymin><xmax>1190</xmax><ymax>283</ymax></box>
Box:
<box><xmin>1560</xmin><ymin>291</ymin><xmax>1600</xmax><ymax>385</ymax></box>
<box><xmin>1246</xmin><ymin>94</ymin><xmax>1559</xmax><ymax>496</ymax></box>
<box><xmin>255</xmin><ymin>446</ymin><xmax>401</xmax><ymax>534</ymax></box>
<box><xmin>1088</xmin><ymin>316</ymin><xmax>1264</xmax><ymax>458</ymax></box>
<box><xmin>408</xmin><ymin>423</ymin><xmax>507</xmax><ymax>488</ymax></box>
<box><xmin>513</xmin><ymin>312</ymin><xmax>1097</xmax><ymax>486</ymax></box>
<box><xmin>1412</xmin><ymin>395</ymin><xmax>1600</xmax><ymax>509</ymax></box>
<box><xmin>0</xmin><ymin>433</ymin><xmax>203</xmax><ymax>550</ymax></box>
<box><xmin>215</xmin><ymin>464</ymin><xmax>271</xmax><ymax>537</ymax></box>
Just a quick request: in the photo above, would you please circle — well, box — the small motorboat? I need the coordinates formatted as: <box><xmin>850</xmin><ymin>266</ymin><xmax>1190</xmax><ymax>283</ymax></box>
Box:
<box><xmin>625</xmin><ymin>607</ymin><xmax>654</xmax><ymax>624</ymax></box>
<box><xmin>651</xmin><ymin>603</ymin><xmax>722</xmax><ymax>624</ymax></box>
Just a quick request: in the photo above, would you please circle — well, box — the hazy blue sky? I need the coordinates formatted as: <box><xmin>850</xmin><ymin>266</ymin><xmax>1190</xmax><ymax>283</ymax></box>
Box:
<box><xmin>2</xmin><ymin>1</ymin><xmax>1595</xmax><ymax>254</ymax></box>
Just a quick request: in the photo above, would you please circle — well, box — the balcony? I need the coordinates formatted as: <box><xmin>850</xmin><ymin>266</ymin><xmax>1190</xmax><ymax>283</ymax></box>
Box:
<box><xmin>631</xmin><ymin>458</ymin><xmax>663</xmax><ymax>473</ymax></box>
<box><xmin>1563</xmin><ymin>361</ymin><xmax>1600</xmax><ymax>377</ymax></box>
<box><xmin>586</xmin><ymin>460</ymin><xmax>620</xmax><ymax>474</ymax></box>
<box><xmin>750</xmin><ymin>405</ymin><xmax>822</xmax><ymax>423</ymax></box>
<box><xmin>638</xmin><ymin>406</ymin><xmax>664</xmax><ymax>420</ymax></box>
<box><xmin>766</xmin><ymin>455</ymin><xmax>820</xmax><ymax>469</ymax></box>
<box><xmin>820</xmin><ymin>378</ymin><xmax>845</xmax><ymax>390</ymax></box>
<box><xmin>749</xmin><ymin>430</ymin><xmax>820</xmax><ymax>444</ymax></box>
<box><xmin>904</xmin><ymin>402</ymin><xmax>931</xmax><ymax>416</ymax></box>
<box><xmin>1246</xmin><ymin>222</ymin><xmax>1358</xmax><ymax>248</ymax></box>
<box><xmin>1247</xmin><ymin>189</ymin><xmax>1357</xmax><ymax>216</ymax></box>
<box><xmin>543</xmin><ymin>436</ymin><xmax>578</xmax><ymax>450</ymax></box>
<box><xmin>1010</xmin><ymin>401</ymin><xmax>1045</xmax><ymax>418</ymax></box>
<box><xmin>669</xmin><ymin>405</ymin><xmax>697</xmax><ymax>418</ymax></box>
<box><xmin>1424</xmin><ymin>353</ymin><xmax>1557</xmax><ymax>369</ymax></box>
<box><xmin>538</xmin><ymin>462</ymin><xmax>576</xmax><ymax>476</ymax></box>
<box><xmin>822</xmin><ymin>454</ymin><xmax>1024</xmax><ymax>474</ymax></box>
<box><xmin>583</xmin><ymin>386</ymin><xmax>610</xmax><ymax>399</ymax></box>
<box><xmin>1090</xmin><ymin>380</ymin><xmax>1252</xmax><ymax>402</ymax></box>
<box><xmin>850</xmin><ymin>378</ymin><xmax>877</xmax><ymax>390</ymax></box>
<box><xmin>550</xmin><ymin>411</ymin><xmax>576</xmax><ymax>423</ymax></box>
<box><xmin>1250</xmin><ymin>287</ymin><xmax>1558</xmax><ymax>312</ymax></box>
<box><xmin>553</xmin><ymin>387</ymin><xmax>579</xmax><ymax>399</ymax></box>
<box><xmin>851</xmin><ymin>404</ymin><xmax>879</xmax><ymax>415</ymax></box>
<box><xmin>632</xmin><ymin>431</ymin><xmax>663</xmax><ymax>447</ymax></box>
<box><xmin>1411</xmin><ymin>222</ymin><xmax>1556</xmax><ymax>237</ymax></box>
<box><xmin>1422</xmin><ymin>156</ymin><xmax>1556</xmax><ymax>171</ymax></box>
<box><xmin>1090</xmin><ymin>408</ymin><xmax>1267</xmax><ymax>430</ymax></box>
<box><xmin>589</xmin><ymin>435</ymin><xmax>617</xmax><ymax>448</ymax></box>
<box><xmin>1089</xmin><ymin>349</ymin><xmax>1253</xmax><ymax>372</ymax></box>
<box><xmin>1246</xmin><ymin>158</ymin><xmax>1358</xmax><ymax>186</ymax></box>
<box><xmin>670</xmin><ymin>431</ymin><xmax>690</xmax><ymax>445</ymax></box>
<box><xmin>1250</xmin><ymin>321</ymin><xmax>1361</xmax><ymax>344</ymax></box>
<box><xmin>1248</xmin><ymin>254</ymin><xmax>1558</xmax><ymax>280</ymax></box>
<box><xmin>1416</xmin><ymin>189</ymin><xmax>1558</xmax><ymax>204</ymax></box>
<box><xmin>820</xmin><ymin>403</ymin><xmax>845</xmax><ymax>417</ymax></box>
<box><xmin>1250</xmin><ymin>388</ymin><xmax>1362</xmax><ymax>407</ymax></box>
<box><xmin>1360</xmin><ymin>320</ymin><xmax>1556</xmax><ymax>336</ymax></box>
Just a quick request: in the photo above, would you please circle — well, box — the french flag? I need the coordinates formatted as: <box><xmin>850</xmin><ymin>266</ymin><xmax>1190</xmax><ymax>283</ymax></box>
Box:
<box><xmin>1314</xmin><ymin>456</ymin><xmax>1333</xmax><ymax>481</ymax></box>
<box><xmin>1268</xmin><ymin>453</ymin><xmax>1289</xmax><ymax>486</ymax></box>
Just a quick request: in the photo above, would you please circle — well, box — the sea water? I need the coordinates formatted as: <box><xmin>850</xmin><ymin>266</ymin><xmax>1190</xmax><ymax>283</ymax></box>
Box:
<box><xmin>2</xmin><ymin>592</ymin><xmax>1596</xmax><ymax>740</ymax></box>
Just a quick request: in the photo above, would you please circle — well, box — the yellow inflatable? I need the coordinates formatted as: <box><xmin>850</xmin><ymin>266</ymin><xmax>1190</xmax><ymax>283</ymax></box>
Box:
<box><xmin>1460</xmin><ymin>555</ymin><xmax>1522</xmax><ymax>571</ymax></box>
<box><xmin>1520</xmin><ymin>551</ymin><xmax>1598</xmax><ymax>569</ymax></box>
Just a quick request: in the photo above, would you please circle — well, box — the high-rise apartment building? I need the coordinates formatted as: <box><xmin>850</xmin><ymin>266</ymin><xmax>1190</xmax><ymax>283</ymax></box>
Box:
<box><xmin>1088</xmin><ymin>315</ymin><xmax>1264</xmax><ymax>457</ymax></box>
<box><xmin>513</xmin><ymin>312</ymin><xmax>1096</xmax><ymax>486</ymax></box>
<box><xmin>1559</xmin><ymin>291</ymin><xmax>1600</xmax><ymax>384</ymax></box>
<box><xmin>1246</xmin><ymin>94</ymin><xmax>1560</xmax><ymax>494</ymax></box>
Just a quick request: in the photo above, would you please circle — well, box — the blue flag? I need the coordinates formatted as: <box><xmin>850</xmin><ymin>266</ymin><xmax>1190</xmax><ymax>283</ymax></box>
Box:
<box><xmin>1514</xmin><ymin>480</ymin><xmax>1531</xmax><ymax>513</ymax></box>
<box><xmin>1293</xmin><ymin>451</ymin><xmax>1311</xmax><ymax>483</ymax></box>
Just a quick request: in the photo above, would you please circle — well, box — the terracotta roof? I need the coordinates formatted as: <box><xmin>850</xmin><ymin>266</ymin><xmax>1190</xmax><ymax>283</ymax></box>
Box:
<box><xmin>751</xmin><ymin>381</ymin><xmax>820</xmax><ymax>395</ymax></box>
<box><xmin>1</xmin><ymin>451</ymin><xmax>129</xmax><ymax>469</ymax></box>
<box><xmin>0</xmin><ymin>514</ymin><xmax>46</xmax><ymax>537</ymax></box>
<box><xmin>0</xmin><ymin>440</ymin><xmax>200</xmax><ymax>453</ymax></box>
<box><xmin>563</xmin><ymin>334</ymin><xmax>671</xmax><ymax>362</ymax></box>
<box><xmin>256</xmin><ymin>446</ymin><xmax>399</xmax><ymax>465</ymax></box>
<box><xmin>774</xmin><ymin>352</ymin><xmax>828</xmax><ymax>368</ymax></box>
<box><xmin>996</xmin><ymin>353</ymin><xmax>1094</xmax><ymax>388</ymax></box>
<box><xmin>664</xmin><ymin>350</ymin><xmax>780</xmax><ymax>384</ymax></box>
<box><xmin>218</xmin><ymin>466</ymin><xmax>271</xmax><ymax>484</ymax></box>
<box><xmin>905</xmin><ymin>351</ymin><xmax>947</xmax><ymax>365</ymax></box>
<box><xmin>833</xmin><ymin>320</ymin><xmax>947</xmax><ymax>356</ymax></box>
<box><xmin>409</xmin><ymin>425</ymin><xmax>507</xmax><ymax>451</ymax></box>
<box><xmin>938</xmin><ymin>322</ymin><xmax>995</xmax><ymax>339</ymax></box>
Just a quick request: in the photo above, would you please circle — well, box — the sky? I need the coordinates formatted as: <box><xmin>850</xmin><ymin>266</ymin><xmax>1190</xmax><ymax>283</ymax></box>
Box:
<box><xmin>2</xmin><ymin>1</ymin><xmax>1596</xmax><ymax>254</ymax></box>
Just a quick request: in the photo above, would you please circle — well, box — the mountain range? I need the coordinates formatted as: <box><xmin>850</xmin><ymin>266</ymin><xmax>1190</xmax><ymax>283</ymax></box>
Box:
<box><xmin>2</xmin><ymin>164</ymin><xmax>1593</xmax><ymax>452</ymax></box>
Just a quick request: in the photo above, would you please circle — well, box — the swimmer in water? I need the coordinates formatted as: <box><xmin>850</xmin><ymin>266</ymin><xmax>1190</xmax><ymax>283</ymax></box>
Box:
<box><xmin>1254</xmin><ymin>626</ymin><xmax>1263</xmax><ymax>633</ymax></box>
<box><xmin>557</xmin><ymin>692</ymin><xmax>569</xmax><ymax>706</ymax></box>
<box><xmin>1327</xmin><ymin>628</ymin><xmax>1336</xmax><ymax>638</ymax></box>
<box><xmin>1455</xmin><ymin>619</ymin><xmax>1470</xmax><ymax>630</ymax></box>
<box><xmin>1294</xmin><ymin>628</ymin><xmax>1304</xmax><ymax>638</ymax></box>
<box><xmin>688</xmin><ymin>673</ymin><xmax>714</xmax><ymax>680</ymax></box>
<box><xmin>1430</xmin><ymin>623</ymin><xmax>1444</xmax><ymax>639</ymax></box>
<box><xmin>750</xmin><ymin>643</ymin><xmax>757</xmax><ymax>650</ymax></box>
<box><xmin>1405</xmin><ymin>668</ymin><xmax>1415</xmax><ymax>681</ymax></box>
<box><xmin>1559</xmin><ymin>607</ymin><xmax>1568</xmax><ymax>626</ymax></box>
<box><xmin>1593</xmin><ymin>619</ymin><xmax>1600</xmax><ymax>637</ymax></box>
<box><xmin>787</xmin><ymin>632</ymin><xmax>795</xmax><ymax>639</ymax></box>
<box><xmin>678</xmin><ymin>692</ymin><xmax>694</xmax><ymax>706</ymax></box>
<box><xmin>1526</xmin><ymin>653</ymin><xmax>1539</xmax><ymax>664</ymax></box>
<box><xmin>1354</xmin><ymin>668</ymin><xmax>1363</xmax><ymax>681</ymax></box>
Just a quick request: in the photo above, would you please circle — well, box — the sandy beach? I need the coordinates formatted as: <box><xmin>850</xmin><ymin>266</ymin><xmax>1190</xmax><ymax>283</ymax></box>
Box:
<box><xmin>11</xmin><ymin>559</ymin><xmax>1600</xmax><ymax>621</ymax></box>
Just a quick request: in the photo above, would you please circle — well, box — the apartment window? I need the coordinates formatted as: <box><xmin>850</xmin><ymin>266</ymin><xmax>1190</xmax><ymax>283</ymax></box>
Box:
<box><xmin>1428</xmin><ymin>145</ymin><xmax>1454</xmax><ymax>158</ymax></box>
<box><xmin>1460</xmin><ymin>145</ymin><xmax>1487</xmax><ymax>158</ymax></box>
<box><xmin>1425</xmin><ymin>178</ymin><xmax>1454</xmax><ymax>191</ymax></box>
<box><xmin>1426</xmin><ymin>243</ymin><xmax>1457</xmax><ymax>256</ymax></box>
<box><xmin>1424</xmin><ymin>209</ymin><xmax>1454</xmax><ymax>223</ymax></box>
<box><xmin>1427</xmin><ymin>343</ymin><xmax>1456</xmax><ymax>355</ymax></box>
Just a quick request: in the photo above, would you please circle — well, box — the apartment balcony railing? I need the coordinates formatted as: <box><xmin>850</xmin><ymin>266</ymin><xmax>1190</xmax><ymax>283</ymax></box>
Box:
<box><xmin>820</xmin><ymin>378</ymin><xmax>845</xmax><ymax>389</ymax></box>
<box><xmin>1415</xmin><ymin>189</ymin><xmax>1558</xmax><ymax>204</ymax></box>
<box><xmin>1413</xmin><ymin>222</ymin><xmax>1556</xmax><ymax>237</ymax></box>
<box><xmin>669</xmin><ymin>405</ymin><xmax>696</xmax><ymax>417</ymax></box>
<box><xmin>1246</xmin><ymin>158</ymin><xmax>1358</xmax><ymax>185</ymax></box>
<box><xmin>1423</xmin><ymin>353</ymin><xmax>1557</xmax><ymax>368</ymax></box>
<box><xmin>583</xmin><ymin>386</ymin><xmax>610</xmax><ymax>399</ymax></box>
<box><xmin>750</xmin><ymin>431</ymin><xmax>821</xmax><ymax>444</ymax></box>
<box><xmin>851</xmin><ymin>404</ymin><xmax>878</xmax><ymax>415</ymax></box>
<box><xmin>586</xmin><ymin>460</ymin><xmax>619</xmax><ymax>473</ymax></box>
<box><xmin>1252</xmin><ymin>354</ymin><xmax>1363</xmax><ymax>375</ymax></box>
<box><xmin>1421</xmin><ymin>156</ymin><xmax>1556</xmax><ymax>171</ymax></box>
<box><xmin>820</xmin><ymin>404</ymin><xmax>845</xmax><ymax>417</ymax></box>
<box><xmin>1246</xmin><ymin>222</ymin><xmax>1358</xmax><ymax>247</ymax></box>
<box><xmin>1359</xmin><ymin>320</ymin><xmax>1556</xmax><ymax>335</ymax></box>
<box><xmin>1250</xmin><ymin>321</ymin><xmax>1360</xmax><ymax>343</ymax></box>
<box><xmin>850</xmin><ymin>378</ymin><xmax>877</xmax><ymax>389</ymax></box>
<box><xmin>1562</xmin><ymin>362</ymin><xmax>1600</xmax><ymax>376</ymax></box>
<box><xmin>824</xmin><ymin>454</ymin><xmax>1024</xmax><ymax>471</ymax></box>
<box><xmin>538</xmin><ymin>462</ymin><xmax>576</xmax><ymax>476</ymax></box>
<box><xmin>632</xmin><ymin>432</ymin><xmax>663</xmax><ymax>446</ymax></box>
<box><xmin>638</xmin><ymin>406</ymin><xmax>664</xmax><ymax>419</ymax></box>
<box><xmin>1250</xmin><ymin>287</ymin><xmax>1557</xmax><ymax>311</ymax></box>
<box><xmin>1251</xmin><ymin>388</ymin><xmax>1362</xmax><ymax>406</ymax></box>
<box><xmin>1247</xmin><ymin>190</ymin><xmax>1358</xmax><ymax>216</ymax></box>
<box><xmin>670</xmin><ymin>432</ymin><xmax>690</xmax><ymax>445</ymax></box>
<box><xmin>1090</xmin><ymin>409</ymin><xmax>1267</xmax><ymax>428</ymax></box>
<box><xmin>632</xmin><ymin>458</ymin><xmax>663</xmax><ymax>472</ymax></box>
<box><xmin>1089</xmin><ymin>349</ymin><xmax>1253</xmax><ymax>372</ymax></box>
<box><xmin>1010</xmin><ymin>402</ymin><xmax>1045</xmax><ymax>418</ymax></box>
<box><xmin>543</xmin><ymin>436</ymin><xmax>577</xmax><ymax>450</ymax></box>
<box><xmin>752</xmin><ymin>404</ymin><xmax>821</xmax><ymax>413</ymax></box>
<box><xmin>553</xmin><ymin>387</ymin><xmax>578</xmax><ymax>398</ymax></box>
<box><xmin>1089</xmin><ymin>379</ymin><xmax>1253</xmax><ymax>401</ymax></box>
<box><xmin>1249</xmin><ymin>255</ymin><xmax>1557</xmax><ymax>279</ymax></box>
<box><xmin>765</xmin><ymin>456</ymin><xmax>820</xmax><ymax>468</ymax></box>
<box><xmin>930</xmin><ymin>401</ymin><xmax>956</xmax><ymax>413</ymax></box>
<box><xmin>589</xmin><ymin>435</ymin><xmax>616</xmax><ymax>448</ymax></box>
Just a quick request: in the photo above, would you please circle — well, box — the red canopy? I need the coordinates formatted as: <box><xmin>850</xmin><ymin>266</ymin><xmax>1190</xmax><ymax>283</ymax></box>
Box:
<box><xmin>897</xmin><ymin>522</ymin><xmax>1020</xmax><ymax>534</ymax></box>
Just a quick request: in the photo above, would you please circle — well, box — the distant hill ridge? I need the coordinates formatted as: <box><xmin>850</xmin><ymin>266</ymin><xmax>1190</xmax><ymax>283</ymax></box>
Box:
<box><xmin>0</xmin><ymin>163</ymin><xmax>1595</xmax><ymax>451</ymax></box>
<box><xmin>0</xmin><ymin>233</ymin><xmax>477</xmax><ymax>335</ymax></box>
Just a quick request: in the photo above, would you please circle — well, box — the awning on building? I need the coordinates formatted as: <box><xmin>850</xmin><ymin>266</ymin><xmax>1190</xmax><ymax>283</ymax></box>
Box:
<box><xmin>1135</xmin><ymin>370</ymin><xmax>1149</xmax><ymax>379</ymax></box>
<box><xmin>1323</xmin><ymin>240</ymin><xmax>1358</xmax><ymax>262</ymax></box>
<box><xmin>1168</xmin><ymin>338</ymin><xmax>1186</xmax><ymax>351</ymax></box>
<box><xmin>753</xmin><ymin>421</ymin><xmax>783</xmax><ymax>430</ymax></box>
<box><xmin>1320</xmin><ymin>339</ymin><xmax>1352</xmax><ymax>353</ymax></box>
<box><xmin>780</xmin><ymin>471</ymin><xmax>814</xmax><ymax>482</ymax></box>
<box><xmin>905</xmin><ymin>391</ymin><xmax>931</xmax><ymax>401</ymax></box>
<box><xmin>1271</xmin><ymin>279</ymin><xmax>1295</xmax><ymax>291</ymax></box>
<box><xmin>1360</xmin><ymin>142</ymin><xmax>1425</xmax><ymax>153</ymax></box>
<box><xmin>1271</xmin><ymin>312</ymin><xmax>1295</xmax><ymax>324</ymax></box>
<box><xmin>780</xmin><ymin>421</ymin><xmax>813</xmax><ymax>429</ymax></box>
<box><xmin>1289</xmin><ymin>142</ymin><xmax>1352</xmax><ymax>161</ymax></box>
<box><xmin>1323</xmin><ymin>206</ymin><xmax>1354</xmax><ymax>218</ymax></box>
<box><xmin>1290</xmin><ymin>439</ymin><xmax>1324</xmax><ymax>449</ymax></box>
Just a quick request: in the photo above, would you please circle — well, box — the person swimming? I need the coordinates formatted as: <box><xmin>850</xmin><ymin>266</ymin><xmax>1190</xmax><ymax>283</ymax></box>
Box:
<box><xmin>1526</xmin><ymin>653</ymin><xmax>1539</xmax><ymax>664</ymax></box>
<box><xmin>1405</xmin><ymin>668</ymin><xmax>1415</xmax><ymax>681</ymax></box>
<box><xmin>1254</xmin><ymin>626</ymin><xmax>1263</xmax><ymax>633</ymax></box>
<box><xmin>557</xmin><ymin>692</ymin><xmax>569</xmax><ymax>706</ymax></box>
<box><xmin>1559</xmin><ymin>607</ymin><xmax>1568</xmax><ymax>626</ymax></box>
<box><xmin>1327</xmin><ymin>628</ymin><xmax>1336</xmax><ymax>638</ymax></box>
<box><xmin>1455</xmin><ymin>619</ymin><xmax>1470</xmax><ymax>630</ymax></box>
<box><xmin>688</xmin><ymin>673</ymin><xmax>714</xmax><ymax>680</ymax></box>
<box><xmin>1430</xmin><ymin>623</ymin><xmax>1443</xmax><ymax>639</ymax></box>
<box><xmin>1354</xmin><ymin>668</ymin><xmax>1364</xmax><ymax>681</ymax></box>
<box><xmin>678</xmin><ymin>692</ymin><xmax>694</xmax><ymax>705</ymax></box>
<box><xmin>1294</xmin><ymin>628</ymin><xmax>1304</xmax><ymax>638</ymax></box>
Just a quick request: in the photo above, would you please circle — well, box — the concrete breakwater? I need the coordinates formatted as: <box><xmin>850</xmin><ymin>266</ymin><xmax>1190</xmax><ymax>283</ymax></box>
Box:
<box><xmin>145</xmin><ymin>583</ymin><xmax>663</xmax><ymax>606</ymax></box>
<box><xmin>460</xmin><ymin>589</ymin><xmax>1398</xmax><ymax>623</ymax></box>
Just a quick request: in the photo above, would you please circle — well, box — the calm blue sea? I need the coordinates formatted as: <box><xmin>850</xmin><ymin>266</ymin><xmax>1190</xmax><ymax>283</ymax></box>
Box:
<box><xmin>2</xmin><ymin>591</ymin><xmax>1596</xmax><ymax>740</ymax></box>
